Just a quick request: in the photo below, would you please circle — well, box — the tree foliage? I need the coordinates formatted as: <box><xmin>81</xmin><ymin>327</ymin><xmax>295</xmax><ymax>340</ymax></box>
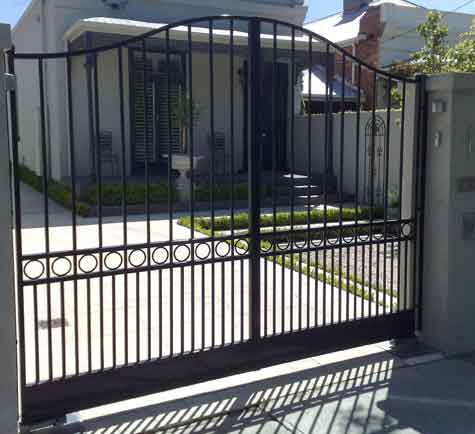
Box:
<box><xmin>391</xmin><ymin>11</ymin><xmax>449</xmax><ymax>76</ymax></box>
<box><xmin>390</xmin><ymin>10</ymin><xmax>475</xmax><ymax>76</ymax></box>
<box><xmin>447</xmin><ymin>21</ymin><xmax>475</xmax><ymax>72</ymax></box>
<box><xmin>412</xmin><ymin>11</ymin><xmax>449</xmax><ymax>73</ymax></box>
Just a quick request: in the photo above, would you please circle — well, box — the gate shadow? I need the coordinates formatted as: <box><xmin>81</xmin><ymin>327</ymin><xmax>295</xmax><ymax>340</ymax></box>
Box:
<box><xmin>39</xmin><ymin>349</ymin><xmax>410</xmax><ymax>434</ymax></box>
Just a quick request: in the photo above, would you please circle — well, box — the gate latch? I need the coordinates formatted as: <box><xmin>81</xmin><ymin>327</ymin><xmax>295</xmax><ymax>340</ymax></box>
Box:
<box><xmin>2</xmin><ymin>73</ymin><xmax>16</xmax><ymax>91</ymax></box>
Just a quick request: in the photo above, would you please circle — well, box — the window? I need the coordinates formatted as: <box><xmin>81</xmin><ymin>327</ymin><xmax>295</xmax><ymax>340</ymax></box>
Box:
<box><xmin>131</xmin><ymin>51</ymin><xmax>183</xmax><ymax>167</ymax></box>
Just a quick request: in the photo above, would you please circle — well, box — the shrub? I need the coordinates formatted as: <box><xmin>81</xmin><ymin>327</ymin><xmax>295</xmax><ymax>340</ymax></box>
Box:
<box><xmin>19</xmin><ymin>165</ymin><xmax>92</xmax><ymax>217</ymax></box>
<box><xmin>194</xmin><ymin>183</ymin><xmax>249</xmax><ymax>202</ymax></box>
<box><xmin>83</xmin><ymin>182</ymin><xmax>173</xmax><ymax>206</ymax></box>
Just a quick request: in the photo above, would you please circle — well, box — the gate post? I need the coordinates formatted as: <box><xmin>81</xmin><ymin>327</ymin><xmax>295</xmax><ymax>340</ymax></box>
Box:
<box><xmin>248</xmin><ymin>18</ymin><xmax>261</xmax><ymax>341</ymax></box>
<box><xmin>0</xmin><ymin>23</ymin><xmax>19</xmax><ymax>434</ymax></box>
<box><xmin>419</xmin><ymin>73</ymin><xmax>475</xmax><ymax>355</ymax></box>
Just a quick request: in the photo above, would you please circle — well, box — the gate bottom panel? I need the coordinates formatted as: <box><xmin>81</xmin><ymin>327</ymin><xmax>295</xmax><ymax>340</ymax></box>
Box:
<box><xmin>21</xmin><ymin>310</ymin><xmax>414</xmax><ymax>425</ymax></box>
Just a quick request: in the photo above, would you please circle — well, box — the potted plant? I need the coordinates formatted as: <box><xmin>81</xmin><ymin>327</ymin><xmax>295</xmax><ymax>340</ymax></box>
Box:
<box><xmin>171</xmin><ymin>95</ymin><xmax>199</xmax><ymax>154</ymax></box>
<box><xmin>388</xmin><ymin>189</ymin><xmax>400</xmax><ymax>219</ymax></box>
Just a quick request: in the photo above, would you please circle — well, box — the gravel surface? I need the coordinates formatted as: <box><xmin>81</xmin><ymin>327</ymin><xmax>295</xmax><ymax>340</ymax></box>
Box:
<box><xmin>300</xmin><ymin>241</ymin><xmax>402</xmax><ymax>293</ymax></box>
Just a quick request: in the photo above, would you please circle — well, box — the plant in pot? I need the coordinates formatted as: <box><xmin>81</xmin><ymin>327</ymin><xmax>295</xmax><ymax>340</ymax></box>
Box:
<box><xmin>388</xmin><ymin>189</ymin><xmax>400</xmax><ymax>219</ymax></box>
<box><xmin>171</xmin><ymin>95</ymin><xmax>199</xmax><ymax>154</ymax></box>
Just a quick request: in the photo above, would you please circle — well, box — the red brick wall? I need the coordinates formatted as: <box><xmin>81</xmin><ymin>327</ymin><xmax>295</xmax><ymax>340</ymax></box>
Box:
<box><xmin>331</xmin><ymin>5</ymin><xmax>384</xmax><ymax>110</ymax></box>
<box><xmin>356</xmin><ymin>5</ymin><xmax>383</xmax><ymax>107</ymax></box>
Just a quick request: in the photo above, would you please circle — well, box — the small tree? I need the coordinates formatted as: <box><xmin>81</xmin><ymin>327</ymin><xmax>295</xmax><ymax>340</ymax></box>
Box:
<box><xmin>172</xmin><ymin>96</ymin><xmax>199</xmax><ymax>154</ymax></box>
<box><xmin>390</xmin><ymin>11</ymin><xmax>449</xmax><ymax>76</ymax></box>
<box><xmin>446</xmin><ymin>20</ymin><xmax>475</xmax><ymax>72</ymax></box>
<box><xmin>412</xmin><ymin>11</ymin><xmax>449</xmax><ymax>73</ymax></box>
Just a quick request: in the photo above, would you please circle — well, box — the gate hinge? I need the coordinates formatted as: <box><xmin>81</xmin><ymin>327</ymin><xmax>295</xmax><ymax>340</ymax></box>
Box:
<box><xmin>3</xmin><ymin>73</ymin><xmax>16</xmax><ymax>91</ymax></box>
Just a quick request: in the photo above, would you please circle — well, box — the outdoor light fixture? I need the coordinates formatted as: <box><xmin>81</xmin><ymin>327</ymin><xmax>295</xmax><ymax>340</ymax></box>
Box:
<box><xmin>101</xmin><ymin>0</ymin><xmax>128</xmax><ymax>10</ymax></box>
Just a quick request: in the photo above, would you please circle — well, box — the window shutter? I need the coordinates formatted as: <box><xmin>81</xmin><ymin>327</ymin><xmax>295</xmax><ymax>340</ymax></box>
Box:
<box><xmin>157</xmin><ymin>72</ymin><xmax>182</xmax><ymax>156</ymax></box>
<box><xmin>132</xmin><ymin>53</ymin><xmax>155</xmax><ymax>163</ymax></box>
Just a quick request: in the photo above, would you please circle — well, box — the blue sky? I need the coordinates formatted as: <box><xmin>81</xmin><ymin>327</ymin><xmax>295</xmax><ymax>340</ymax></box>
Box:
<box><xmin>1</xmin><ymin>0</ymin><xmax>475</xmax><ymax>27</ymax></box>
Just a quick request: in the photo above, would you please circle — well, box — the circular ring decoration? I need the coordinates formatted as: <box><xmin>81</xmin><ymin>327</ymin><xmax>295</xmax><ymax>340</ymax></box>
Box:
<box><xmin>79</xmin><ymin>254</ymin><xmax>99</xmax><ymax>274</ymax></box>
<box><xmin>152</xmin><ymin>247</ymin><xmax>169</xmax><ymax>265</ymax></box>
<box><xmin>343</xmin><ymin>228</ymin><xmax>356</xmax><ymax>244</ymax></box>
<box><xmin>195</xmin><ymin>242</ymin><xmax>211</xmax><ymax>261</ymax></box>
<box><xmin>373</xmin><ymin>227</ymin><xmax>385</xmax><ymax>240</ymax></box>
<box><xmin>276</xmin><ymin>239</ymin><xmax>291</xmax><ymax>252</ymax></box>
<box><xmin>128</xmin><ymin>249</ymin><xmax>146</xmax><ymax>268</ymax></box>
<box><xmin>259</xmin><ymin>240</ymin><xmax>273</xmax><ymax>253</ymax></box>
<box><xmin>173</xmin><ymin>244</ymin><xmax>191</xmax><ymax>263</ymax></box>
<box><xmin>358</xmin><ymin>229</ymin><xmax>370</xmax><ymax>242</ymax></box>
<box><xmin>327</xmin><ymin>230</ymin><xmax>339</xmax><ymax>246</ymax></box>
<box><xmin>24</xmin><ymin>259</ymin><xmax>46</xmax><ymax>281</ymax></box>
<box><xmin>235</xmin><ymin>238</ymin><xmax>249</xmax><ymax>255</ymax></box>
<box><xmin>387</xmin><ymin>223</ymin><xmax>399</xmax><ymax>239</ymax></box>
<box><xmin>215</xmin><ymin>241</ymin><xmax>231</xmax><ymax>257</ymax></box>
<box><xmin>52</xmin><ymin>256</ymin><xmax>72</xmax><ymax>277</ymax></box>
<box><xmin>402</xmin><ymin>223</ymin><xmax>413</xmax><ymax>238</ymax></box>
<box><xmin>311</xmin><ymin>236</ymin><xmax>323</xmax><ymax>248</ymax></box>
<box><xmin>294</xmin><ymin>238</ymin><xmax>308</xmax><ymax>249</ymax></box>
<box><xmin>104</xmin><ymin>251</ymin><xmax>123</xmax><ymax>271</ymax></box>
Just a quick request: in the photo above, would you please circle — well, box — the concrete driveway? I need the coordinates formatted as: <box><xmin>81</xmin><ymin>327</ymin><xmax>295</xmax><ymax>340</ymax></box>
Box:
<box><xmin>33</xmin><ymin>342</ymin><xmax>475</xmax><ymax>434</ymax></box>
<box><xmin>20</xmin><ymin>183</ymin><xmax>384</xmax><ymax>384</ymax></box>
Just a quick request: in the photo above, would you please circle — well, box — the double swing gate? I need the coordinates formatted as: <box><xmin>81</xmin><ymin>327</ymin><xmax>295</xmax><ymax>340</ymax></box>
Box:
<box><xmin>7</xmin><ymin>16</ymin><xmax>425</xmax><ymax>426</ymax></box>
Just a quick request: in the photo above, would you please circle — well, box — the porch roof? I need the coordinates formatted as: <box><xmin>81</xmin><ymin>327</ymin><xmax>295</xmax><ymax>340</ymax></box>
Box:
<box><xmin>63</xmin><ymin>17</ymin><xmax>326</xmax><ymax>52</ymax></box>
<box><xmin>301</xmin><ymin>65</ymin><xmax>362</xmax><ymax>101</ymax></box>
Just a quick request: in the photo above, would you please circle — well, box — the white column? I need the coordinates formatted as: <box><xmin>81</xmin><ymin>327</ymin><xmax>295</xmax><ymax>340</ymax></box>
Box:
<box><xmin>0</xmin><ymin>22</ymin><xmax>19</xmax><ymax>434</ymax></box>
<box><xmin>420</xmin><ymin>73</ymin><xmax>475</xmax><ymax>354</ymax></box>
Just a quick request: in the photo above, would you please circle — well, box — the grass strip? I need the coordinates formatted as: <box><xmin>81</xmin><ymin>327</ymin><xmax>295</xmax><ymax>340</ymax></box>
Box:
<box><xmin>178</xmin><ymin>218</ymin><xmax>396</xmax><ymax>309</ymax></box>
<box><xmin>178</xmin><ymin>207</ymin><xmax>385</xmax><ymax>232</ymax></box>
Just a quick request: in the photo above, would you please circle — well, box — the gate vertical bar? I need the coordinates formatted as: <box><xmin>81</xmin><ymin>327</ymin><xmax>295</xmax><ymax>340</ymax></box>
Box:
<box><xmin>6</xmin><ymin>45</ymin><xmax>24</xmax><ymax>414</ymax></box>
<box><xmin>1</xmin><ymin>30</ymin><xmax>19</xmax><ymax>433</ymax></box>
<box><xmin>248</xmin><ymin>18</ymin><xmax>261</xmax><ymax>341</ymax></box>
<box><xmin>413</xmin><ymin>75</ymin><xmax>428</xmax><ymax>329</ymax></box>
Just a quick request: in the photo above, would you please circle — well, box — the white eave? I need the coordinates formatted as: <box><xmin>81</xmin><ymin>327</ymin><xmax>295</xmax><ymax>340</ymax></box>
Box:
<box><xmin>64</xmin><ymin>17</ymin><xmax>178</xmax><ymax>43</ymax></box>
<box><xmin>63</xmin><ymin>17</ymin><xmax>326</xmax><ymax>51</ymax></box>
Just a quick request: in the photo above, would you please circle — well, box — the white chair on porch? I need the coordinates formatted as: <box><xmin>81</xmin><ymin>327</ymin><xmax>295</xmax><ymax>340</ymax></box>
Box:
<box><xmin>99</xmin><ymin>130</ymin><xmax>118</xmax><ymax>177</ymax></box>
<box><xmin>208</xmin><ymin>132</ymin><xmax>226</xmax><ymax>176</ymax></box>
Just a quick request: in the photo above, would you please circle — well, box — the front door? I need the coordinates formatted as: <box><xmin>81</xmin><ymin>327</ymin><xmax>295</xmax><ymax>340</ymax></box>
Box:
<box><xmin>261</xmin><ymin>62</ymin><xmax>288</xmax><ymax>171</ymax></box>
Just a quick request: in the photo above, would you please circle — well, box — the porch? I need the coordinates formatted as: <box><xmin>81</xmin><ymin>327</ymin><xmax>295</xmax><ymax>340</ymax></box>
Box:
<box><xmin>59</xmin><ymin>17</ymin><xmax>330</xmax><ymax>184</ymax></box>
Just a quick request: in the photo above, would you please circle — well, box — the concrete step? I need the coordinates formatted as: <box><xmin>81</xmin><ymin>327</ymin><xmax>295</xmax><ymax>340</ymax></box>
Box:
<box><xmin>296</xmin><ymin>194</ymin><xmax>322</xmax><ymax>202</ymax></box>
<box><xmin>279</xmin><ymin>173</ymin><xmax>317</xmax><ymax>186</ymax></box>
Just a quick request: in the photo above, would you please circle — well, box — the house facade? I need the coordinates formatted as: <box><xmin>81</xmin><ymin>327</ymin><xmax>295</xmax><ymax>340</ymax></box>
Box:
<box><xmin>12</xmin><ymin>0</ymin><xmax>308</xmax><ymax>182</ymax></box>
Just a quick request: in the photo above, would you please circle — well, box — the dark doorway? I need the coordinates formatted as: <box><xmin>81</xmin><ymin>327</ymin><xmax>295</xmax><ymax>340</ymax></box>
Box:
<box><xmin>261</xmin><ymin>62</ymin><xmax>288</xmax><ymax>171</ymax></box>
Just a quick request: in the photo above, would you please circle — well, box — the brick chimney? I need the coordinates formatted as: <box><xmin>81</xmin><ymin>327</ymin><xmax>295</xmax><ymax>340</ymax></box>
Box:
<box><xmin>343</xmin><ymin>0</ymin><xmax>370</xmax><ymax>14</ymax></box>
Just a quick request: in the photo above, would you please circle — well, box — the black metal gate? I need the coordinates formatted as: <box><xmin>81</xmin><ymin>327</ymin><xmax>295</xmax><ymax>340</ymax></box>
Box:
<box><xmin>6</xmin><ymin>16</ymin><xmax>425</xmax><ymax>426</ymax></box>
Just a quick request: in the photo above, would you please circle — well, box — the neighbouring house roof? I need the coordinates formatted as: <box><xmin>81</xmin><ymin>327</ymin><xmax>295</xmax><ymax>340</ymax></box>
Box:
<box><xmin>304</xmin><ymin>0</ymin><xmax>421</xmax><ymax>46</ymax></box>
<box><xmin>301</xmin><ymin>65</ymin><xmax>361</xmax><ymax>101</ymax></box>
<box><xmin>304</xmin><ymin>10</ymin><xmax>365</xmax><ymax>46</ymax></box>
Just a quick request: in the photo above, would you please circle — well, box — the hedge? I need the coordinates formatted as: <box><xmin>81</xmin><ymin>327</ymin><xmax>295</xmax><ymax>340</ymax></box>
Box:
<box><xmin>194</xmin><ymin>183</ymin><xmax>255</xmax><ymax>202</ymax></box>
<box><xmin>178</xmin><ymin>207</ymin><xmax>385</xmax><ymax>232</ymax></box>
<box><xmin>19</xmin><ymin>165</ymin><xmax>92</xmax><ymax>217</ymax></box>
<box><xmin>83</xmin><ymin>182</ymin><xmax>173</xmax><ymax>206</ymax></box>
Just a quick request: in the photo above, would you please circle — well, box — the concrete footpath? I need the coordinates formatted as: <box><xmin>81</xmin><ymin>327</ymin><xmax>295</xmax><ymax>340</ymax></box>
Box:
<box><xmin>38</xmin><ymin>340</ymin><xmax>475</xmax><ymax>434</ymax></box>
